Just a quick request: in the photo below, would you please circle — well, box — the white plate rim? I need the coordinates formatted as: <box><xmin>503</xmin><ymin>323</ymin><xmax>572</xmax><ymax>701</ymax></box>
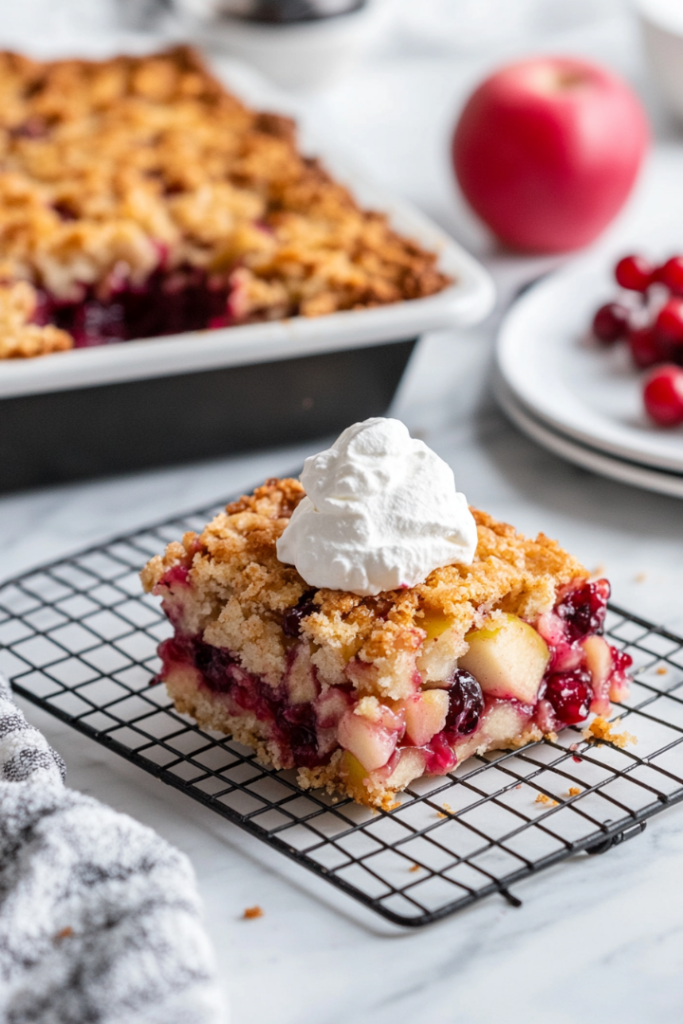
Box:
<box><xmin>496</xmin><ymin>238</ymin><xmax>683</xmax><ymax>474</ymax></box>
<box><xmin>494</xmin><ymin>372</ymin><xmax>683</xmax><ymax>500</ymax></box>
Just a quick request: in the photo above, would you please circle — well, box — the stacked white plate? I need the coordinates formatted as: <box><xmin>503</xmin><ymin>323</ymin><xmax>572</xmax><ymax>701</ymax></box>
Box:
<box><xmin>495</xmin><ymin>231</ymin><xmax>683</xmax><ymax>499</ymax></box>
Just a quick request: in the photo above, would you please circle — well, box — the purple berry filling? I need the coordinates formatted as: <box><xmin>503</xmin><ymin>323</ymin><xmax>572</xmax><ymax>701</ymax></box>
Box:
<box><xmin>159</xmin><ymin>634</ymin><xmax>326</xmax><ymax>769</ymax></box>
<box><xmin>443</xmin><ymin>669</ymin><xmax>484</xmax><ymax>740</ymax></box>
<box><xmin>282</xmin><ymin>594</ymin><xmax>317</xmax><ymax>638</ymax></box>
<box><xmin>555</xmin><ymin>579</ymin><xmax>609</xmax><ymax>641</ymax></box>
<box><xmin>34</xmin><ymin>267</ymin><xmax>237</xmax><ymax>347</ymax></box>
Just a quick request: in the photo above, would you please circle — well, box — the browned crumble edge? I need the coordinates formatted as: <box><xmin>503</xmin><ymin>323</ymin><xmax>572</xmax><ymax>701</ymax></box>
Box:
<box><xmin>0</xmin><ymin>280</ymin><xmax>72</xmax><ymax>357</ymax></box>
<box><xmin>141</xmin><ymin>478</ymin><xmax>588</xmax><ymax>808</ymax></box>
<box><xmin>0</xmin><ymin>45</ymin><xmax>452</xmax><ymax>358</ymax></box>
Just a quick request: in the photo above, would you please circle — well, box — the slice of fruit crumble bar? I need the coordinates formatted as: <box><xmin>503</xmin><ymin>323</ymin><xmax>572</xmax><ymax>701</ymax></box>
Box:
<box><xmin>141</xmin><ymin>439</ymin><xmax>631</xmax><ymax>808</ymax></box>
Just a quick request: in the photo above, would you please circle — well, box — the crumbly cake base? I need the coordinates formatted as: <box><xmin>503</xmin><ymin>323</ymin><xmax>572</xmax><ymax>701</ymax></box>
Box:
<box><xmin>166</xmin><ymin>661</ymin><xmax>544</xmax><ymax>809</ymax></box>
<box><xmin>165</xmin><ymin>665</ymin><xmax>287</xmax><ymax>771</ymax></box>
<box><xmin>296</xmin><ymin>727</ymin><xmax>544</xmax><ymax>810</ymax></box>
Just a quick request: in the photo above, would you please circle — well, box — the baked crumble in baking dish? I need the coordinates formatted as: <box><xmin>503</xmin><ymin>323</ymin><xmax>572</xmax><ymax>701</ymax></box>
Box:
<box><xmin>0</xmin><ymin>45</ymin><xmax>451</xmax><ymax>357</ymax></box>
<box><xmin>141</xmin><ymin>477</ymin><xmax>632</xmax><ymax>809</ymax></box>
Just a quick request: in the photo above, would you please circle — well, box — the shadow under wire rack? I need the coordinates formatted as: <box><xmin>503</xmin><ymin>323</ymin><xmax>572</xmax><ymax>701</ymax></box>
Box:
<box><xmin>2</xmin><ymin>497</ymin><xmax>683</xmax><ymax>927</ymax></box>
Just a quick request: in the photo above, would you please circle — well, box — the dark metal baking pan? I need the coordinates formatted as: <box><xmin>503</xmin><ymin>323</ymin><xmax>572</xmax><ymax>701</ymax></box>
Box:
<box><xmin>0</xmin><ymin>337</ymin><xmax>416</xmax><ymax>492</ymax></box>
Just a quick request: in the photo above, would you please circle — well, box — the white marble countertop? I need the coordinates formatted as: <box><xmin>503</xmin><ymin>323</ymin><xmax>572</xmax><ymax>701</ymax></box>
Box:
<box><xmin>2</xmin><ymin>4</ymin><xmax>683</xmax><ymax>1022</ymax></box>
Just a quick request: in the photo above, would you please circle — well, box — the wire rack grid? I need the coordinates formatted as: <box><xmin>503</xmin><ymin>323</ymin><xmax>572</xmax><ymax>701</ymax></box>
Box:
<box><xmin>2</xmin><ymin>498</ymin><xmax>683</xmax><ymax>928</ymax></box>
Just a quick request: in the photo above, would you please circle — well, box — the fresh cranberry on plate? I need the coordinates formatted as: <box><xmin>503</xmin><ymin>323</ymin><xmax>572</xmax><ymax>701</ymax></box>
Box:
<box><xmin>593</xmin><ymin>302</ymin><xmax>630</xmax><ymax>344</ymax></box>
<box><xmin>643</xmin><ymin>364</ymin><xmax>683</xmax><ymax>426</ymax></box>
<box><xmin>614</xmin><ymin>254</ymin><xmax>655</xmax><ymax>292</ymax></box>
<box><xmin>658</xmin><ymin>256</ymin><xmax>683</xmax><ymax>296</ymax></box>
<box><xmin>655</xmin><ymin>298</ymin><xmax>683</xmax><ymax>354</ymax></box>
<box><xmin>628</xmin><ymin>325</ymin><xmax>663</xmax><ymax>369</ymax></box>
<box><xmin>590</xmin><ymin>251</ymin><xmax>683</xmax><ymax>387</ymax></box>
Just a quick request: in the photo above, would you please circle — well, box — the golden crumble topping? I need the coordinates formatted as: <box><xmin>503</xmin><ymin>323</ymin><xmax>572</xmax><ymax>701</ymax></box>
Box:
<box><xmin>141</xmin><ymin>476</ymin><xmax>586</xmax><ymax>695</ymax></box>
<box><xmin>0</xmin><ymin>279</ymin><xmax>72</xmax><ymax>357</ymax></box>
<box><xmin>0</xmin><ymin>45</ymin><xmax>451</xmax><ymax>347</ymax></box>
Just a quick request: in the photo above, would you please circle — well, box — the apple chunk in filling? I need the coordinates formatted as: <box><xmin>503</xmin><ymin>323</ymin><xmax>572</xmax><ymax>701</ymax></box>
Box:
<box><xmin>337</xmin><ymin>699</ymin><xmax>404</xmax><ymax>772</ymax></box>
<box><xmin>400</xmin><ymin>690</ymin><xmax>449</xmax><ymax>747</ymax></box>
<box><xmin>458</xmin><ymin>613</ymin><xmax>550</xmax><ymax>704</ymax></box>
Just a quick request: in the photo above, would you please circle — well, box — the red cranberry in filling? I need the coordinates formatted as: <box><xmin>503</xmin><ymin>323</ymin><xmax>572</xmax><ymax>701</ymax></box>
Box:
<box><xmin>160</xmin><ymin>565</ymin><xmax>190</xmax><ymax>588</ymax></box>
<box><xmin>611</xmin><ymin>648</ymin><xmax>633</xmax><ymax>674</ymax></box>
<box><xmin>545</xmin><ymin>670</ymin><xmax>592</xmax><ymax>725</ymax></box>
<box><xmin>556</xmin><ymin>579</ymin><xmax>610</xmax><ymax>641</ymax></box>
<box><xmin>424</xmin><ymin>732</ymin><xmax>457</xmax><ymax>774</ymax></box>
<box><xmin>443</xmin><ymin>669</ymin><xmax>484</xmax><ymax>739</ymax></box>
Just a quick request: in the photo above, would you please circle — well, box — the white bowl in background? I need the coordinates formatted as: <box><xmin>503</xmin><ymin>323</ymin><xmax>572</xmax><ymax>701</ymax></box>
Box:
<box><xmin>637</xmin><ymin>0</ymin><xmax>683</xmax><ymax>121</ymax></box>
<box><xmin>171</xmin><ymin>0</ymin><xmax>385</xmax><ymax>90</ymax></box>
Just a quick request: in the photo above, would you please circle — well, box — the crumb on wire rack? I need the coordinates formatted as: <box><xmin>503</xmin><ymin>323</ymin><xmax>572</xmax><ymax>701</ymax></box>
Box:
<box><xmin>582</xmin><ymin>716</ymin><xmax>637</xmax><ymax>748</ymax></box>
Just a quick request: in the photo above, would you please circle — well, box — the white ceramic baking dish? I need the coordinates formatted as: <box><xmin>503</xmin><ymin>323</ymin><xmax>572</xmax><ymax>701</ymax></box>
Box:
<box><xmin>0</xmin><ymin>51</ymin><xmax>495</xmax><ymax>490</ymax></box>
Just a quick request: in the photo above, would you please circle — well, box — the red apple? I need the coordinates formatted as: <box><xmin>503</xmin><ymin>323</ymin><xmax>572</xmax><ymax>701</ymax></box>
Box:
<box><xmin>452</xmin><ymin>57</ymin><xmax>649</xmax><ymax>252</ymax></box>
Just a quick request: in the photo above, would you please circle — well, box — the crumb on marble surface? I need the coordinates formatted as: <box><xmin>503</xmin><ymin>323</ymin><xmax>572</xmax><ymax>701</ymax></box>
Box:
<box><xmin>409</xmin><ymin>864</ymin><xmax>420</xmax><ymax>873</ymax></box>
<box><xmin>535</xmin><ymin>793</ymin><xmax>558</xmax><ymax>807</ymax></box>
<box><xmin>55</xmin><ymin>926</ymin><xmax>73</xmax><ymax>941</ymax></box>
<box><xmin>567</xmin><ymin>787</ymin><xmax>582</xmax><ymax>797</ymax></box>
<box><xmin>657</xmin><ymin>666</ymin><xmax>668</xmax><ymax>676</ymax></box>
<box><xmin>243</xmin><ymin>906</ymin><xmax>264</xmax><ymax>920</ymax></box>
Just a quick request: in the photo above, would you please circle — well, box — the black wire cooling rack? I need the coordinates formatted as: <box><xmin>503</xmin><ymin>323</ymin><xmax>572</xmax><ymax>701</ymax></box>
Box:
<box><xmin>2</xmin><ymin>497</ymin><xmax>683</xmax><ymax>928</ymax></box>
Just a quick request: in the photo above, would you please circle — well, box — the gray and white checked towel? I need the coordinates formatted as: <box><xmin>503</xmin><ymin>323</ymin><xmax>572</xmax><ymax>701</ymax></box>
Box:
<box><xmin>0</xmin><ymin>673</ymin><xmax>226</xmax><ymax>1024</ymax></box>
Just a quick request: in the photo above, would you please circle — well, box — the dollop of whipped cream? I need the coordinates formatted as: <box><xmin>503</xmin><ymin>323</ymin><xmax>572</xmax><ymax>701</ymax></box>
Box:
<box><xmin>276</xmin><ymin>418</ymin><xmax>478</xmax><ymax>596</ymax></box>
